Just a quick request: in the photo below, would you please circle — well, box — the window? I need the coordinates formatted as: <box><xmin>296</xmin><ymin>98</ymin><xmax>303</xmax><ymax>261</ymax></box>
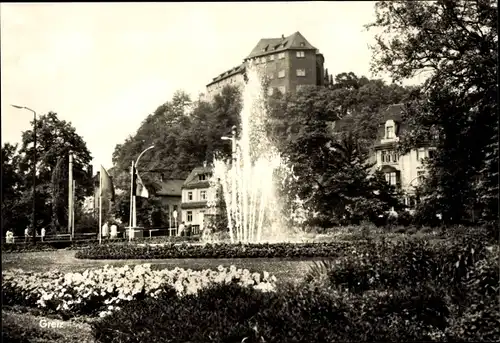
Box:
<box><xmin>187</xmin><ymin>211</ymin><xmax>193</xmax><ymax>222</ymax></box>
<box><xmin>296</xmin><ymin>69</ymin><xmax>306</xmax><ymax>77</ymax></box>
<box><xmin>188</xmin><ymin>191</ymin><xmax>193</xmax><ymax>201</ymax></box>
<box><xmin>392</xmin><ymin>152</ymin><xmax>398</xmax><ymax>162</ymax></box>
<box><xmin>200</xmin><ymin>190</ymin><xmax>207</xmax><ymax>200</ymax></box>
<box><xmin>296</xmin><ymin>51</ymin><xmax>305</xmax><ymax>58</ymax></box>
<box><xmin>386</xmin><ymin>125</ymin><xmax>394</xmax><ymax>139</ymax></box>
<box><xmin>269</xmin><ymin>54</ymin><xmax>275</xmax><ymax>61</ymax></box>
<box><xmin>381</xmin><ymin>150</ymin><xmax>397</xmax><ymax>163</ymax></box>
<box><xmin>385</xmin><ymin>172</ymin><xmax>397</xmax><ymax>186</ymax></box>
<box><xmin>278</xmin><ymin>70</ymin><xmax>285</xmax><ymax>78</ymax></box>
<box><xmin>267</xmin><ymin>87</ymin><xmax>274</xmax><ymax>96</ymax></box>
<box><xmin>428</xmin><ymin>150</ymin><xmax>436</xmax><ymax>159</ymax></box>
<box><xmin>278</xmin><ymin>86</ymin><xmax>286</xmax><ymax>94</ymax></box>
<box><xmin>300</xmin><ymin>42</ymin><xmax>305</xmax><ymax>47</ymax></box>
<box><xmin>278</xmin><ymin>52</ymin><xmax>285</xmax><ymax>59</ymax></box>
<box><xmin>199</xmin><ymin>174</ymin><xmax>206</xmax><ymax>181</ymax></box>
<box><xmin>417</xmin><ymin>171</ymin><xmax>425</xmax><ymax>183</ymax></box>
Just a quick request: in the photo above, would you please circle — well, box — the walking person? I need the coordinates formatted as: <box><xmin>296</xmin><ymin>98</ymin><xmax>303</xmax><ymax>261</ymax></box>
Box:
<box><xmin>110</xmin><ymin>223</ymin><xmax>118</xmax><ymax>239</ymax></box>
<box><xmin>6</xmin><ymin>230</ymin><xmax>14</xmax><ymax>244</ymax></box>
<box><xmin>40</xmin><ymin>227</ymin><xmax>46</xmax><ymax>242</ymax></box>
<box><xmin>102</xmin><ymin>222</ymin><xmax>109</xmax><ymax>240</ymax></box>
<box><xmin>177</xmin><ymin>221</ymin><xmax>185</xmax><ymax>237</ymax></box>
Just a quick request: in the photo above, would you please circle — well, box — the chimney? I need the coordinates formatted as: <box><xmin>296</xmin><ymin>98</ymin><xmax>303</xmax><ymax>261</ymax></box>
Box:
<box><xmin>281</xmin><ymin>34</ymin><xmax>285</xmax><ymax>39</ymax></box>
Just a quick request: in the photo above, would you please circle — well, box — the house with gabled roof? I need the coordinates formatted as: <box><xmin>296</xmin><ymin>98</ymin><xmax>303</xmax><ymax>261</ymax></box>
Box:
<box><xmin>205</xmin><ymin>31</ymin><xmax>332</xmax><ymax>100</ymax></box>
<box><xmin>152</xmin><ymin>178</ymin><xmax>185</xmax><ymax>227</ymax></box>
<box><xmin>330</xmin><ymin>104</ymin><xmax>436</xmax><ymax>208</ymax></box>
<box><xmin>180</xmin><ymin>165</ymin><xmax>220</xmax><ymax>231</ymax></box>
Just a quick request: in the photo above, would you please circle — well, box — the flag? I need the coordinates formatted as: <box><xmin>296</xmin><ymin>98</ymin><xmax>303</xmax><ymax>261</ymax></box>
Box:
<box><xmin>133</xmin><ymin>166</ymin><xmax>149</xmax><ymax>198</ymax></box>
<box><xmin>100</xmin><ymin>166</ymin><xmax>115</xmax><ymax>202</ymax></box>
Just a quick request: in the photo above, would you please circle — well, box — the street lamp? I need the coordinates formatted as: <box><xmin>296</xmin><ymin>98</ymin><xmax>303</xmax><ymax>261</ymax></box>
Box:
<box><xmin>11</xmin><ymin>104</ymin><xmax>37</xmax><ymax>244</ymax></box>
<box><xmin>221</xmin><ymin>125</ymin><xmax>237</xmax><ymax>242</ymax></box>
<box><xmin>129</xmin><ymin>145</ymin><xmax>155</xmax><ymax>238</ymax></box>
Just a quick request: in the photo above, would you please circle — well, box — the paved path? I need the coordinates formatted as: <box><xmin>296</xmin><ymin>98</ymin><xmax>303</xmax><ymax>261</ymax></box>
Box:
<box><xmin>2</xmin><ymin>249</ymin><xmax>326</xmax><ymax>284</ymax></box>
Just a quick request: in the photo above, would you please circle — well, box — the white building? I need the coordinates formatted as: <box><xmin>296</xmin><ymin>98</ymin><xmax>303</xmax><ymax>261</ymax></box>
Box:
<box><xmin>180</xmin><ymin>166</ymin><xmax>219</xmax><ymax>231</ymax></box>
<box><xmin>373</xmin><ymin>104</ymin><xmax>436</xmax><ymax>206</ymax></box>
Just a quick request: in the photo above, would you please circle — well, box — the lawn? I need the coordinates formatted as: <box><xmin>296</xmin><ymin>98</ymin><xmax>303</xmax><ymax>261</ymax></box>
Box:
<box><xmin>2</xmin><ymin>249</ymin><xmax>321</xmax><ymax>285</ymax></box>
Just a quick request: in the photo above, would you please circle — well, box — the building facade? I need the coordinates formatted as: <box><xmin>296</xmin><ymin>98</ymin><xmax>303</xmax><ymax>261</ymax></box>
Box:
<box><xmin>180</xmin><ymin>166</ymin><xmax>218</xmax><ymax>230</ymax></box>
<box><xmin>154</xmin><ymin>178</ymin><xmax>184</xmax><ymax>227</ymax></box>
<box><xmin>205</xmin><ymin>32</ymin><xmax>331</xmax><ymax>100</ymax></box>
<box><xmin>373</xmin><ymin>104</ymin><xmax>435</xmax><ymax>206</ymax></box>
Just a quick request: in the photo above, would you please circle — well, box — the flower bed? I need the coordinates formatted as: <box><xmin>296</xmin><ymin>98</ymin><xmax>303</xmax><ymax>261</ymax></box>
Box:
<box><xmin>2</xmin><ymin>264</ymin><xmax>277</xmax><ymax>319</ymax></box>
<box><xmin>2</xmin><ymin>235</ymin><xmax>201</xmax><ymax>254</ymax></box>
<box><xmin>75</xmin><ymin>241</ymin><xmax>367</xmax><ymax>260</ymax></box>
<box><xmin>90</xmin><ymin>237</ymin><xmax>499</xmax><ymax>343</ymax></box>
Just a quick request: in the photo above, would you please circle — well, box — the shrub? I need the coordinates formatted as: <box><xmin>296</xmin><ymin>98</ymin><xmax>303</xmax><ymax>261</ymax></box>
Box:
<box><xmin>93</xmin><ymin>282</ymin><xmax>453</xmax><ymax>343</ymax></box>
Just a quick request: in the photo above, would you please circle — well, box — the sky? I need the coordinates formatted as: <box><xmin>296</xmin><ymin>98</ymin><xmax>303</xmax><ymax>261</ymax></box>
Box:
<box><xmin>1</xmin><ymin>2</ymin><xmax>425</xmax><ymax>171</ymax></box>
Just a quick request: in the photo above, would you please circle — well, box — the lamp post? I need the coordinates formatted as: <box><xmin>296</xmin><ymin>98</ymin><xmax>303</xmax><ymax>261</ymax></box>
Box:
<box><xmin>130</xmin><ymin>145</ymin><xmax>155</xmax><ymax>235</ymax></box>
<box><xmin>11</xmin><ymin>104</ymin><xmax>37</xmax><ymax>244</ymax></box>
<box><xmin>221</xmin><ymin>125</ymin><xmax>237</xmax><ymax>242</ymax></box>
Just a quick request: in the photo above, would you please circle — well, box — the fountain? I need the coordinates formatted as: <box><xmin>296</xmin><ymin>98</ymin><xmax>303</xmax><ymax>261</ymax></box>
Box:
<box><xmin>207</xmin><ymin>63</ymin><xmax>310</xmax><ymax>244</ymax></box>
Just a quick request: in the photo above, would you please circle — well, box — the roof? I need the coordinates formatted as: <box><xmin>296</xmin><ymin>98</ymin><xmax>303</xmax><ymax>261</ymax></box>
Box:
<box><xmin>380</xmin><ymin>103</ymin><xmax>404</xmax><ymax>123</ymax></box>
<box><xmin>154</xmin><ymin>179</ymin><xmax>184</xmax><ymax>197</ymax></box>
<box><xmin>207</xmin><ymin>63</ymin><xmax>246</xmax><ymax>87</ymax></box>
<box><xmin>182</xmin><ymin>166</ymin><xmax>213</xmax><ymax>189</ymax></box>
<box><xmin>246</xmin><ymin>31</ymin><xmax>317</xmax><ymax>60</ymax></box>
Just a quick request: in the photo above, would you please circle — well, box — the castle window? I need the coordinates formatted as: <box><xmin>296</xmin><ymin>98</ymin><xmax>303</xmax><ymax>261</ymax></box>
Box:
<box><xmin>200</xmin><ymin>190</ymin><xmax>207</xmax><ymax>200</ymax></box>
<box><xmin>199</xmin><ymin>174</ymin><xmax>206</xmax><ymax>181</ymax></box>
<box><xmin>296</xmin><ymin>69</ymin><xmax>306</xmax><ymax>77</ymax></box>
<box><xmin>278</xmin><ymin>70</ymin><xmax>285</xmax><ymax>78</ymax></box>
<box><xmin>278</xmin><ymin>52</ymin><xmax>285</xmax><ymax>59</ymax></box>
<box><xmin>188</xmin><ymin>191</ymin><xmax>193</xmax><ymax>201</ymax></box>
<box><xmin>187</xmin><ymin>211</ymin><xmax>193</xmax><ymax>222</ymax></box>
<box><xmin>296</xmin><ymin>51</ymin><xmax>305</xmax><ymax>58</ymax></box>
<box><xmin>428</xmin><ymin>149</ymin><xmax>436</xmax><ymax>159</ymax></box>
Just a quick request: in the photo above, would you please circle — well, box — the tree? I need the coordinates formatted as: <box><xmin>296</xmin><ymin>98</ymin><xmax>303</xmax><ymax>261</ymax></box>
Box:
<box><xmin>368</xmin><ymin>0</ymin><xmax>498</xmax><ymax>224</ymax></box>
<box><xmin>1</xmin><ymin>143</ymin><xmax>30</xmax><ymax>235</ymax></box>
<box><xmin>16</xmin><ymin>112</ymin><xmax>93</xmax><ymax>231</ymax></box>
<box><xmin>267</xmin><ymin>86</ymin><xmax>403</xmax><ymax>226</ymax></box>
<box><xmin>110</xmin><ymin>86</ymin><xmax>242</xmax><ymax>227</ymax></box>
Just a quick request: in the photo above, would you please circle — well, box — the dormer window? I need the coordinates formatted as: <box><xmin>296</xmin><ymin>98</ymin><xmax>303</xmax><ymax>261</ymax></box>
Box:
<box><xmin>384</xmin><ymin>119</ymin><xmax>397</xmax><ymax>139</ymax></box>
<box><xmin>386</xmin><ymin>125</ymin><xmax>394</xmax><ymax>139</ymax></box>
<box><xmin>199</xmin><ymin>174</ymin><xmax>206</xmax><ymax>181</ymax></box>
<box><xmin>300</xmin><ymin>42</ymin><xmax>305</xmax><ymax>47</ymax></box>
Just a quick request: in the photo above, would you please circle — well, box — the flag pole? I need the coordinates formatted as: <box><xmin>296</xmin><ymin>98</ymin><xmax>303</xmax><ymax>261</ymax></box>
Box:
<box><xmin>68</xmin><ymin>153</ymin><xmax>73</xmax><ymax>236</ymax></box>
<box><xmin>72</xmin><ymin>180</ymin><xmax>76</xmax><ymax>239</ymax></box>
<box><xmin>99</xmin><ymin>170</ymin><xmax>102</xmax><ymax>245</ymax></box>
<box><xmin>129</xmin><ymin>161</ymin><xmax>134</xmax><ymax>242</ymax></box>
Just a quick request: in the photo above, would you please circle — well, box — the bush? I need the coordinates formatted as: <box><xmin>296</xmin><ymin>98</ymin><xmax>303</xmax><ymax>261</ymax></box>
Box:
<box><xmin>93</xmin><ymin>281</ymin><xmax>455</xmax><ymax>343</ymax></box>
<box><xmin>76</xmin><ymin>241</ymin><xmax>369</xmax><ymax>260</ymax></box>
